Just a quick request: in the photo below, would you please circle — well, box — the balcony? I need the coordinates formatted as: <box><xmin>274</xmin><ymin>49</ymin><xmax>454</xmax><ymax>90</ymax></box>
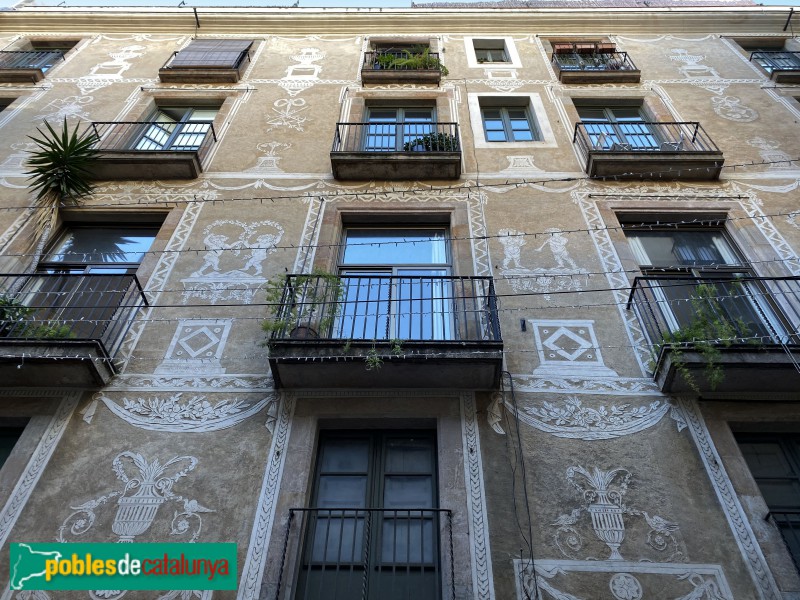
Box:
<box><xmin>331</xmin><ymin>122</ymin><xmax>461</xmax><ymax>180</ymax></box>
<box><xmin>0</xmin><ymin>273</ymin><xmax>147</xmax><ymax>387</ymax></box>
<box><xmin>88</xmin><ymin>121</ymin><xmax>217</xmax><ymax>180</ymax></box>
<box><xmin>627</xmin><ymin>276</ymin><xmax>800</xmax><ymax>394</ymax></box>
<box><xmin>0</xmin><ymin>51</ymin><xmax>63</xmax><ymax>83</ymax></box>
<box><xmin>750</xmin><ymin>51</ymin><xmax>800</xmax><ymax>83</ymax></box>
<box><xmin>551</xmin><ymin>44</ymin><xmax>640</xmax><ymax>83</ymax></box>
<box><xmin>266</xmin><ymin>274</ymin><xmax>503</xmax><ymax>389</ymax></box>
<box><xmin>361</xmin><ymin>50</ymin><xmax>445</xmax><ymax>85</ymax></box>
<box><xmin>158</xmin><ymin>45</ymin><xmax>251</xmax><ymax>83</ymax></box>
<box><xmin>275</xmin><ymin>508</ymin><xmax>454</xmax><ymax>600</ymax></box>
<box><xmin>574</xmin><ymin>121</ymin><xmax>724</xmax><ymax>180</ymax></box>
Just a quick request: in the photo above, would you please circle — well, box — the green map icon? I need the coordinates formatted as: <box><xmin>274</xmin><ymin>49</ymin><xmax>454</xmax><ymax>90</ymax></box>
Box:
<box><xmin>10</xmin><ymin>543</ymin><xmax>63</xmax><ymax>590</ymax></box>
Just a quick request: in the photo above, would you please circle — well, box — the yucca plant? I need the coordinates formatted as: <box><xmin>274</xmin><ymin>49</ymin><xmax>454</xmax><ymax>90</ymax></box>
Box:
<box><xmin>23</xmin><ymin>118</ymin><xmax>99</xmax><ymax>270</ymax></box>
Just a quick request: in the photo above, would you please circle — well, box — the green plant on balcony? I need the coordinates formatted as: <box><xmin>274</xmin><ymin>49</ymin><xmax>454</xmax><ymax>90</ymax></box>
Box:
<box><xmin>262</xmin><ymin>269</ymin><xmax>343</xmax><ymax>342</ymax></box>
<box><xmin>373</xmin><ymin>47</ymin><xmax>449</xmax><ymax>76</ymax></box>
<box><xmin>402</xmin><ymin>132</ymin><xmax>459</xmax><ymax>152</ymax></box>
<box><xmin>0</xmin><ymin>295</ymin><xmax>74</xmax><ymax>339</ymax></box>
<box><xmin>655</xmin><ymin>282</ymin><xmax>752</xmax><ymax>393</ymax></box>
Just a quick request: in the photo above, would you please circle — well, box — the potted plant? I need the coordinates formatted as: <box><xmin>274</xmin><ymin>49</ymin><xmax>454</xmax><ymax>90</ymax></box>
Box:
<box><xmin>262</xmin><ymin>269</ymin><xmax>344</xmax><ymax>342</ymax></box>
<box><xmin>403</xmin><ymin>131</ymin><xmax>459</xmax><ymax>152</ymax></box>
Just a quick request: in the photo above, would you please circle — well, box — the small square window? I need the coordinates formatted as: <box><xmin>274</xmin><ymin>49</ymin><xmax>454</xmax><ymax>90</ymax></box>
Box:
<box><xmin>473</xmin><ymin>39</ymin><xmax>509</xmax><ymax>63</ymax></box>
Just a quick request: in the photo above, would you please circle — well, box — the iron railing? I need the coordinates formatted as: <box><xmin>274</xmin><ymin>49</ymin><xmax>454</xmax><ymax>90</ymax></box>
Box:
<box><xmin>90</xmin><ymin>121</ymin><xmax>217</xmax><ymax>164</ymax></box>
<box><xmin>362</xmin><ymin>51</ymin><xmax>444</xmax><ymax>72</ymax></box>
<box><xmin>573</xmin><ymin>121</ymin><xmax>720</xmax><ymax>156</ymax></box>
<box><xmin>750</xmin><ymin>51</ymin><xmax>800</xmax><ymax>72</ymax></box>
<box><xmin>267</xmin><ymin>274</ymin><xmax>500</xmax><ymax>343</ymax></box>
<box><xmin>552</xmin><ymin>50</ymin><xmax>637</xmax><ymax>72</ymax></box>
<box><xmin>161</xmin><ymin>48</ymin><xmax>250</xmax><ymax>70</ymax></box>
<box><xmin>276</xmin><ymin>508</ymin><xmax>454</xmax><ymax>600</ymax></box>
<box><xmin>0</xmin><ymin>50</ymin><xmax>63</xmax><ymax>71</ymax></box>
<box><xmin>626</xmin><ymin>275</ymin><xmax>800</xmax><ymax>352</ymax></box>
<box><xmin>0</xmin><ymin>273</ymin><xmax>147</xmax><ymax>358</ymax></box>
<box><xmin>769</xmin><ymin>510</ymin><xmax>800</xmax><ymax>574</ymax></box>
<box><xmin>332</xmin><ymin>122</ymin><xmax>460</xmax><ymax>153</ymax></box>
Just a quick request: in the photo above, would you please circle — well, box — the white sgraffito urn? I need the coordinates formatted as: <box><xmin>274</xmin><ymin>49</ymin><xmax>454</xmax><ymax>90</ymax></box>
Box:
<box><xmin>110</xmin><ymin>452</ymin><xmax>198</xmax><ymax>543</ymax></box>
<box><xmin>568</xmin><ymin>466</ymin><xmax>631</xmax><ymax>560</ymax></box>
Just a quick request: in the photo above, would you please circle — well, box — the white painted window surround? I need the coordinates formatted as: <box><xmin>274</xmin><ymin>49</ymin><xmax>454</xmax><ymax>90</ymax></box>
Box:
<box><xmin>468</xmin><ymin>92</ymin><xmax>558</xmax><ymax>149</ymax></box>
<box><xmin>464</xmin><ymin>36</ymin><xmax>523</xmax><ymax>69</ymax></box>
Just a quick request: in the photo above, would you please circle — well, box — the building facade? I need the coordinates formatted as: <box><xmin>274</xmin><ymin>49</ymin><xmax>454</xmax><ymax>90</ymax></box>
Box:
<box><xmin>0</xmin><ymin>2</ymin><xmax>799</xmax><ymax>599</ymax></box>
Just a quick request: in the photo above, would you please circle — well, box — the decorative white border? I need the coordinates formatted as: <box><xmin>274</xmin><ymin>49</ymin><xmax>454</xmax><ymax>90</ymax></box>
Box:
<box><xmin>0</xmin><ymin>390</ymin><xmax>81</xmax><ymax>549</ymax></box>
<box><xmin>678</xmin><ymin>397</ymin><xmax>782</xmax><ymax>600</ymax></box>
<box><xmin>467</xmin><ymin>92</ymin><xmax>558</xmax><ymax>149</ymax></box>
<box><xmin>236</xmin><ymin>391</ymin><xmax>295</xmax><ymax>600</ymax></box>
<box><xmin>461</xmin><ymin>391</ymin><xmax>495</xmax><ymax>600</ymax></box>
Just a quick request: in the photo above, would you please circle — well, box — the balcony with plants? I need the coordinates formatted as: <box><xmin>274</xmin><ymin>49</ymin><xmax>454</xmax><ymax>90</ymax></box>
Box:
<box><xmin>361</xmin><ymin>47</ymin><xmax>448</xmax><ymax>85</ymax></box>
<box><xmin>551</xmin><ymin>42</ymin><xmax>640</xmax><ymax>83</ymax></box>
<box><xmin>264</xmin><ymin>272</ymin><xmax>503</xmax><ymax>389</ymax></box>
<box><xmin>87</xmin><ymin>119</ymin><xmax>217</xmax><ymax>180</ymax></box>
<box><xmin>0</xmin><ymin>273</ymin><xmax>148</xmax><ymax>387</ymax></box>
<box><xmin>0</xmin><ymin>50</ymin><xmax>64</xmax><ymax>83</ymax></box>
<box><xmin>627</xmin><ymin>276</ymin><xmax>800</xmax><ymax>394</ymax></box>
<box><xmin>573</xmin><ymin>121</ymin><xmax>724</xmax><ymax>180</ymax></box>
<box><xmin>331</xmin><ymin>122</ymin><xmax>461</xmax><ymax>180</ymax></box>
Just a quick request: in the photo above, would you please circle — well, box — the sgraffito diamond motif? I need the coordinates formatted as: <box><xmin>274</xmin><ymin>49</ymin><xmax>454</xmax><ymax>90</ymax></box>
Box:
<box><xmin>178</xmin><ymin>326</ymin><xmax>221</xmax><ymax>358</ymax></box>
<box><xmin>543</xmin><ymin>327</ymin><xmax>593</xmax><ymax>362</ymax></box>
<box><xmin>530</xmin><ymin>319</ymin><xmax>618</xmax><ymax>378</ymax></box>
<box><xmin>155</xmin><ymin>319</ymin><xmax>233</xmax><ymax>375</ymax></box>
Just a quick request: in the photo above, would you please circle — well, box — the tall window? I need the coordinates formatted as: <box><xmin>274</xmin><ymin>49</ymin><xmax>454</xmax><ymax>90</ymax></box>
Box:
<box><xmin>40</xmin><ymin>226</ymin><xmax>158</xmax><ymax>274</ymax></box>
<box><xmin>296</xmin><ymin>431</ymin><xmax>440</xmax><ymax>600</ymax></box>
<box><xmin>577</xmin><ymin>105</ymin><xmax>658</xmax><ymax>150</ymax></box>
<box><xmin>135</xmin><ymin>106</ymin><xmax>218</xmax><ymax>152</ymax></box>
<box><xmin>335</xmin><ymin>227</ymin><xmax>451</xmax><ymax>340</ymax></box>
<box><xmin>167</xmin><ymin>39</ymin><xmax>252</xmax><ymax>69</ymax></box>
<box><xmin>364</xmin><ymin>107</ymin><xmax>434</xmax><ymax>152</ymax></box>
<box><xmin>735</xmin><ymin>433</ymin><xmax>800</xmax><ymax>571</ymax></box>
<box><xmin>624</xmin><ymin>224</ymin><xmax>789</xmax><ymax>343</ymax></box>
<box><xmin>481</xmin><ymin>105</ymin><xmax>537</xmax><ymax>142</ymax></box>
<box><xmin>743</xmin><ymin>44</ymin><xmax>800</xmax><ymax>73</ymax></box>
<box><xmin>0</xmin><ymin>421</ymin><xmax>27</xmax><ymax>470</ymax></box>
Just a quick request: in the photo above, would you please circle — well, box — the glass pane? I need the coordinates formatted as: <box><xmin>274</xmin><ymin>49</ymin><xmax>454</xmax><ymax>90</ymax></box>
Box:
<box><xmin>170</xmin><ymin>121</ymin><xmax>211</xmax><ymax>150</ymax></box>
<box><xmin>320</xmin><ymin>438</ymin><xmax>370</xmax><ymax>472</ymax></box>
<box><xmin>335</xmin><ymin>272</ymin><xmax>391</xmax><ymax>340</ymax></box>
<box><xmin>625</xmin><ymin>231</ymin><xmax>740</xmax><ymax>267</ymax></box>
<box><xmin>318</xmin><ymin>476</ymin><xmax>368</xmax><ymax>508</ymax></box>
<box><xmin>739</xmin><ymin>441</ymin><xmax>795</xmax><ymax>478</ymax></box>
<box><xmin>45</xmin><ymin>228</ymin><xmax>157</xmax><ymax>264</ymax></box>
<box><xmin>341</xmin><ymin>229</ymin><xmax>447</xmax><ymax>265</ymax></box>
<box><xmin>383</xmin><ymin>476</ymin><xmax>433</xmax><ymax>509</ymax></box>
<box><xmin>394</xmin><ymin>269</ymin><xmax>452</xmax><ymax>341</ymax></box>
<box><xmin>381</xmin><ymin>516</ymin><xmax>433</xmax><ymax>564</ymax></box>
<box><xmin>385</xmin><ymin>437</ymin><xmax>433</xmax><ymax>473</ymax></box>
<box><xmin>0</xmin><ymin>427</ymin><xmax>24</xmax><ymax>469</ymax></box>
<box><xmin>311</xmin><ymin>514</ymin><xmax>365</xmax><ymax>563</ymax></box>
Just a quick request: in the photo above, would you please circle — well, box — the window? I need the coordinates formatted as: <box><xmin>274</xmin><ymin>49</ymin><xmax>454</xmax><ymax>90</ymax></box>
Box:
<box><xmin>135</xmin><ymin>106</ymin><xmax>218</xmax><ymax>152</ymax></box>
<box><xmin>28</xmin><ymin>40</ymin><xmax>77</xmax><ymax>72</ymax></box>
<box><xmin>0</xmin><ymin>99</ymin><xmax>11</xmax><ymax>112</ymax></box>
<box><xmin>735</xmin><ymin>433</ymin><xmax>800</xmax><ymax>570</ymax></box>
<box><xmin>481</xmin><ymin>105</ymin><xmax>537</xmax><ymax>142</ymax></box>
<box><xmin>624</xmin><ymin>222</ymin><xmax>791</xmax><ymax>344</ymax></box>
<box><xmin>363</xmin><ymin>106</ymin><xmax>435</xmax><ymax>152</ymax></box>
<box><xmin>577</xmin><ymin>105</ymin><xmax>659</xmax><ymax>150</ymax></box>
<box><xmin>39</xmin><ymin>226</ymin><xmax>159</xmax><ymax>273</ymax></box>
<box><xmin>297</xmin><ymin>431</ymin><xmax>440</xmax><ymax>600</ymax></box>
<box><xmin>336</xmin><ymin>226</ymin><xmax>452</xmax><ymax>340</ymax></box>
<box><xmin>0</xmin><ymin>422</ymin><xmax>27</xmax><ymax>470</ymax></box>
<box><xmin>741</xmin><ymin>42</ymin><xmax>800</xmax><ymax>73</ymax></box>
<box><xmin>473</xmin><ymin>39</ymin><xmax>508</xmax><ymax>63</ymax></box>
<box><xmin>166</xmin><ymin>39</ymin><xmax>252</xmax><ymax>69</ymax></box>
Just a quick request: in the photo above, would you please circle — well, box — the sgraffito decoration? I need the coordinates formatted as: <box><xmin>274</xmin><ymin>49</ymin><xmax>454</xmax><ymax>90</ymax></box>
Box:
<box><xmin>552</xmin><ymin>466</ymin><xmax>684</xmax><ymax>562</ymax></box>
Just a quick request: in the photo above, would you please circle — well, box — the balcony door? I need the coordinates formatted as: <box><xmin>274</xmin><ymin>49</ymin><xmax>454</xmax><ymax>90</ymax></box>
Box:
<box><xmin>625</xmin><ymin>227</ymin><xmax>790</xmax><ymax>343</ymax></box>
<box><xmin>296</xmin><ymin>431</ymin><xmax>440</xmax><ymax>600</ymax></box>
<box><xmin>577</xmin><ymin>105</ymin><xmax>658</xmax><ymax>150</ymax></box>
<box><xmin>17</xmin><ymin>226</ymin><xmax>158</xmax><ymax>341</ymax></box>
<box><xmin>364</xmin><ymin>108</ymin><xmax>434</xmax><ymax>152</ymax></box>
<box><xmin>334</xmin><ymin>227</ymin><xmax>452</xmax><ymax>341</ymax></box>
<box><xmin>134</xmin><ymin>106</ymin><xmax>218</xmax><ymax>152</ymax></box>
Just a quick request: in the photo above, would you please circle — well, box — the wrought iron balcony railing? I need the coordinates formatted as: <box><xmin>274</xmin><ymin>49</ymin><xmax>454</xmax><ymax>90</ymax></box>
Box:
<box><xmin>0</xmin><ymin>273</ymin><xmax>147</xmax><ymax>359</ymax></box>
<box><xmin>331</xmin><ymin>122</ymin><xmax>460</xmax><ymax>154</ymax></box>
<box><xmin>768</xmin><ymin>510</ymin><xmax>800</xmax><ymax>574</ymax></box>
<box><xmin>552</xmin><ymin>50</ymin><xmax>637</xmax><ymax>72</ymax></box>
<box><xmin>267</xmin><ymin>274</ymin><xmax>500</xmax><ymax>343</ymax></box>
<box><xmin>363</xmin><ymin>51</ymin><xmax>444</xmax><ymax>73</ymax></box>
<box><xmin>626</xmin><ymin>275</ymin><xmax>800</xmax><ymax>350</ymax></box>
<box><xmin>89</xmin><ymin>121</ymin><xmax>217</xmax><ymax>164</ymax></box>
<box><xmin>276</xmin><ymin>508</ymin><xmax>454</xmax><ymax>600</ymax></box>
<box><xmin>574</xmin><ymin>121</ymin><xmax>720</xmax><ymax>155</ymax></box>
<box><xmin>0</xmin><ymin>50</ymin><xmax>64</xmax><ymax>71</ymax></box>
<box><xmin>750</xmin><ymin>51</ymin><xmax>800</xmax><ymax>73</ymax></box>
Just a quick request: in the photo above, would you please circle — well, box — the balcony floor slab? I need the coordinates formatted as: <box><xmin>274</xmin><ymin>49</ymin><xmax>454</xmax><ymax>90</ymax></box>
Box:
<box><xmin>0</xmin><ymin>341</ymin><xmax>116</xmax><ymax>388</ymax></box>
